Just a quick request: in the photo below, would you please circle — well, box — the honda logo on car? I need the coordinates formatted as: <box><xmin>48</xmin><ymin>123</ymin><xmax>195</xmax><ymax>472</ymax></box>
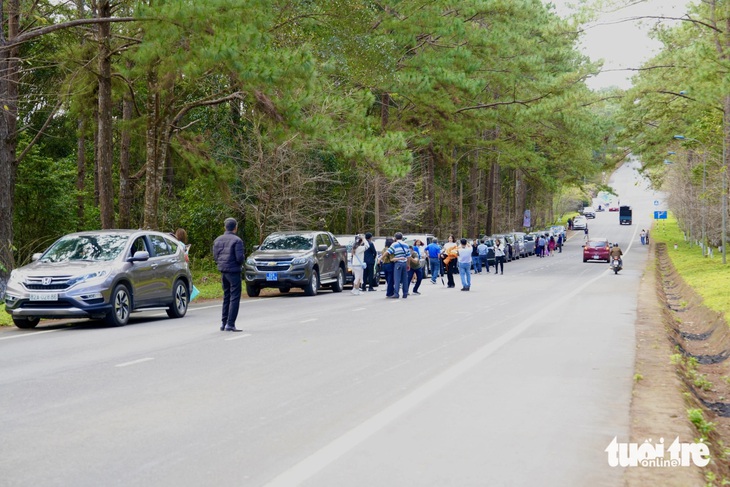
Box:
<box><xmin>42</xmin><ymin>277</ymin><xmax>52</xmax><ymax>286</ymax></box>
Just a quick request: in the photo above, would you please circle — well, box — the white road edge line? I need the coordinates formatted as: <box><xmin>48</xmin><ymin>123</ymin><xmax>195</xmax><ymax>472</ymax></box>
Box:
<box><xmin>224</xmin><ymin>333</ymin><xmax>252</xmax><ymax>341</ymax></box>
<box><xmin>0</xmin><ymin>329</ymin><xmax>63</xmax><ymax>340</ymax></box>
<box><xmin>115</xmin><ymin>357</ymin><xmax>154</xmax><ymax>368</ymax></box>
<box><xmin>262</xmin><ymin>264</ymin><xmax>610</xmax><ymax>487</ymax></box>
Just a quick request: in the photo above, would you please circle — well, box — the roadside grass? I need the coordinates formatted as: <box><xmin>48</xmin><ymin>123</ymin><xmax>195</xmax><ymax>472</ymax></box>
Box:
<box><xmin>652</xmin><ymin>213</ymin><xmax>730</xmax><ymax>325</ymax></box>
<box><xmin>0</xmin><ymin>303</ymin><xmax>12</xmax><ymax>326</ymax></box>
<box><xmin>189</xmin><ymin>256</ymin><xmax>224</xmax><ymax>300</ymax></box>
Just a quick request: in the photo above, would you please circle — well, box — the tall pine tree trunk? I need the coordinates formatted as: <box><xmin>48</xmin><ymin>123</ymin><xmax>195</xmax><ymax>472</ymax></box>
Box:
<box><xmin>0</xmin><ymin>0</ymin><xmax>21</xmax><ymax>277</ymax></box>
<box><xmin>143</xmin><ymin>69</ymin><xmax>169</xmax><ymax>230</ymax></box>
<box><xmin>118</xmin><ymin>88</ymin><xmax>133</xmax><ymax>228</ymax></box>
<box><xmin>96</xmin><ymin>0</ymin><xmax>114</xmax><ymax>228</ymax></box>
<box><xmin>76</xmin><ymin>119</ymin><xmax>86</xmax><ymax>226</ymax></box>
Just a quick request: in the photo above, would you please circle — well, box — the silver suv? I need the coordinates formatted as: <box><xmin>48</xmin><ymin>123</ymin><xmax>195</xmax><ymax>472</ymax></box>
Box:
<box><xmin>4</xmin><ymin>230</ymin><xmax>193</xmax><ymax>328</ymax></box>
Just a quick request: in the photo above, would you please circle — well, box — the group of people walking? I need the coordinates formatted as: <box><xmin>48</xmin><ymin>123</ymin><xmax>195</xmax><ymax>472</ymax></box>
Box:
<box><xmin>535</xmin><ymin>234</ymin><xmax>562</xmax><ymax>257</ymax></box>
<box><xmin>350</xmin><ymin>233</ymin><xmax>511</xmax><ymax>299</ymax></box>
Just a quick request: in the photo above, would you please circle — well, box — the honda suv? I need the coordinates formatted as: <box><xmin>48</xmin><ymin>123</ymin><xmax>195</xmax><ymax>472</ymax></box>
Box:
<box><xmin>4</xmin><ymin>230</ymin><xmax>193</xmax><ymax>328</ymax></box>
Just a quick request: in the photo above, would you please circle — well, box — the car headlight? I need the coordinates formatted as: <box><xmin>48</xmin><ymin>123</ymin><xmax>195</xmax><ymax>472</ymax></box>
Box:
<box><xmin>291</xmin><ymin>257</ymin><xmax>309</xmax><ymax>265</ymax></box>
<box><xmin>66</xmin><ymin>270</ymin><xmax>108</xmax><ymax>288</ymax></box>
<box><xmin>8</xmin><ymin>270</ymin><xmax>22</xmax><ymax>286</ymax></box>
<box><xmin>246</xmin><ymin>258</ymin><xmax>256</xmax><ymax>266</ymax></box>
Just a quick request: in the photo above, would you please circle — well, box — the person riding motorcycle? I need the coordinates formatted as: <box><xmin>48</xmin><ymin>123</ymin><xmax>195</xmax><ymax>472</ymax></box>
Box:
<box><xmin>609</xmin><ymin>243</ymin><xmax>623</xmax><ymax>267</ymax></box>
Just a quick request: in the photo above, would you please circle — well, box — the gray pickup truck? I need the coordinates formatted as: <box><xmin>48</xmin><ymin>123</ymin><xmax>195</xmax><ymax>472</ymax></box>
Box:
<box><xmin>244</xmin><ymin>231</ymin><xmax>347</xmax><ymax>297</ymax></box>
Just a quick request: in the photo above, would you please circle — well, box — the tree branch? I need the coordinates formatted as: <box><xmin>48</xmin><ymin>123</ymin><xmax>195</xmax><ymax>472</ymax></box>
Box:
<box><xmin>0</xmin><ymin>17</ymin><xmax>139</xmax><ymax>51</ymax></box>
<box><xmin>456</xmin><ymin>93</ymin><xmax>552</xmax><ymax>113</ymax></box>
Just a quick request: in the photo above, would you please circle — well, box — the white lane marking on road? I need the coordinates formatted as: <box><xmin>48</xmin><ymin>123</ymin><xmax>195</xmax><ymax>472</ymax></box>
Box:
<box><xmin>224</xmin><ymin>333</ymin><xmax>252</xmax><ymax>341</ymax></box>
<box><xmin>115</xmin><ymin>357</ymin><xmax>154</xmax><ymax>368</ymax></box>
<box><xmin>352</xmin><ymin>308</ymin><xmax>366</xmax><ymax>311</ymax></box>
<box><xmin>262</xmin><ymin>267</ymin><xmax>608</xmax><ymax>487</ymax></box>
<box><xmin>0</xmin><ymin>329</ymin><xmax>63</xmax><ymax>340</ymax></box>
<box><xmin>300</xmin><ymin>319</ymin><xmax>317</xmax><ymax>323</ymax></box>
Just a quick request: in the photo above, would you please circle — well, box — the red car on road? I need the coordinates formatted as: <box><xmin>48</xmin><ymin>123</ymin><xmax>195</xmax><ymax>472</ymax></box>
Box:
<box><xmin>583</xmin><ymin>238</ymin><xmax>610</xmax><ymax>262</ymax></box>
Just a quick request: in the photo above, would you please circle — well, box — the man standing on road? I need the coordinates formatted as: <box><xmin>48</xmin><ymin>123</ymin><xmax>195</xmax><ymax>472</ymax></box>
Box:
<box><xmin>213</xmin><ymin>217</ymin><xmax>245</xmax><ymax>332</ymax></box>
<box><xmin>387</xmin><ymin>232</ymin><xmax>410</xmax><ymax>299</ymax></box>
<box><xmin>425</xmin><ymin>238</ymin><xmax>442</xmax><ymax>284</ymax></box>
<box><xmin>361</xmin><ymin>232</ymin><xmax>377</xmax><ymax>292</ymax></box>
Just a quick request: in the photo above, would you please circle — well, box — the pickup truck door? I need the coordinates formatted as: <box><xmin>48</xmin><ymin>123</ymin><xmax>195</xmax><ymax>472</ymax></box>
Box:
<box><xmin>316</xmin><ymin>233</ymin><xmax>335</xmax><ymax>279</ymax></box>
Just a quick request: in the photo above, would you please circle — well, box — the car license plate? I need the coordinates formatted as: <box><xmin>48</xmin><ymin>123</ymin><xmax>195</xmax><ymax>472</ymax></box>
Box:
<box><xmin>266</xmin><ymin>272</ymin><xmax>278</xmax><ymax>281</ymax></box>
<box><xmin>29</xmin><ymin>293</ymin><xmax>58</xmax><ymax>301</ymax></box>
<box><xmin>593</xmin><ymin>255</ymin><xmax>600</xmax><ymax>259</ymax></box>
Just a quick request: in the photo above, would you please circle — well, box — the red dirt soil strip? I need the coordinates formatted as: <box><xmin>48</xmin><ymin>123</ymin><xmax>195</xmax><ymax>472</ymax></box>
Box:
<box><xmin>625</xmin><ymin>242</ymin><xmax>730</xmax><ymax>486</ymax></box>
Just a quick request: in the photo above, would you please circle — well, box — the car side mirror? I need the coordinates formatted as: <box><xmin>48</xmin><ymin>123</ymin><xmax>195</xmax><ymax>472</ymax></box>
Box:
<box><xmin>31</xmin><ymin>253</ymin><xmax>43</xmax><ymax>262</ymax></box>
<box><xmin>318</xmin><ymin>244</ymin><xmax>328</xmax><ymax>252</ymax></box>
<box><xmin>129</xmin><ymin>251</ymin><xmax>150</xmax><ymax>262</ymax></box>
<box><xmin>252</xmin><ymin>245</ymin><xmax>259</xmax><ymax>251</ymax></box>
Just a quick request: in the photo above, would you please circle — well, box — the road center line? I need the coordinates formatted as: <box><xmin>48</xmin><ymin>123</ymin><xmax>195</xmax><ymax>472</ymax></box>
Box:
<box><xmin>263</xmin><ymin>265</ymin><xmax>608</xmax><ymax>487</ymax></box>
<box><xmin>115</xmin><ymin>357</ymin><xmax>154</xmax><ymax>368</ymax></box>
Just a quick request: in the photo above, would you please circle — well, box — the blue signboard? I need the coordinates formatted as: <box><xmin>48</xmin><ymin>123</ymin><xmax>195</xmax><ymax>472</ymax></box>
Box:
<box><xmin>654</xmin><ymin>211</ymin><xmax>667</xmax><ymax>220</ymax></box>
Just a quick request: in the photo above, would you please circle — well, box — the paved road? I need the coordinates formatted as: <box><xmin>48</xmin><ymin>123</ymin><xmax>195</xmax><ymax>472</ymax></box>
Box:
<box><xmin>0</xmin><ymin>160</ymin><xmax>661</xmax><ymax>487</ymax></box>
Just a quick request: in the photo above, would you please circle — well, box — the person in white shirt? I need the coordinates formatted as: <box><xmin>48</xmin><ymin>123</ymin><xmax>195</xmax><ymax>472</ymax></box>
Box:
<box><xmin>351</xmin><ymin>234</ymin><xmax>367</xmax><ymax>295</ymax></box>
<box><xmin>457</xmin><ymin>238</ymin><xmax>473</xmax><ymax>291</ymax></box>
<box><xmin>494</xmin><ymin>239</ymin><xmax>506</xmax><ymax>275</ymax></box>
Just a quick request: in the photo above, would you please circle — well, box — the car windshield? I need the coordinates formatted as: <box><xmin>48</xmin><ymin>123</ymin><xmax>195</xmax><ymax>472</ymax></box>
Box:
<box><xmin>40</xmin><ymin>234</ymin><xmax>129</xmax><ymax>262</ymax></box>
<box><xmin>260</xmin><ymin>234</ymin><xmax>313</xmax><ymax>251</ymax></box>
<box><xmin>586</xmin><ymin>240</ymin><xmax>607</xmax><ymax>249</ymax></box>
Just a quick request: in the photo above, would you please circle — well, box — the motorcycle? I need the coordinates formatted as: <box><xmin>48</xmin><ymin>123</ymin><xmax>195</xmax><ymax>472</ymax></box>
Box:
<box><xmin>611</xmin><ymin>257</ymin><xmax>622</xmax><ymax>274</ymax></box>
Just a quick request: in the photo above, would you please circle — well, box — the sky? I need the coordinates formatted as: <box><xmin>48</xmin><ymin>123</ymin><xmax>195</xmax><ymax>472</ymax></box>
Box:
<box><xmin>546</xmin><ymin>0</ymin><xmax>691</xmax><ymax>90</ymax></box>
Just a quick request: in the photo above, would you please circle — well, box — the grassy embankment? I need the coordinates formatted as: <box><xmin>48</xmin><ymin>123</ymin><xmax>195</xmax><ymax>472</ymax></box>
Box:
<box><xmin>652</xmin><ymin>213</ymin><xmax>730</xmax><ymax>325</ymax></box>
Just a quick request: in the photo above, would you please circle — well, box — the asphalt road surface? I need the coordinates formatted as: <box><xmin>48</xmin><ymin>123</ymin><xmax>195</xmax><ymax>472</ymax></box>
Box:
<box><xmin>0</xmin><ymin>160</ymin><xmax>662</xmax><ymax>487</ymax></box>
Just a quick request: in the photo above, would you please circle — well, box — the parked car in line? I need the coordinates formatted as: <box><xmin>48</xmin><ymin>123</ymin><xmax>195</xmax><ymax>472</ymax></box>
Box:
<box><xmin>572</xmin><ymin>216</ymin><xmax>588</xmax><ymax>230</ymax></box>
<box><xmin>403</xmin><ymin>237</ymin><xmax>431</xmax><ymax>274</ymax></box>
<box><xmin>372</xmin><ymin>236</ymin><xmax>389</xmax><ymax>282</ymax></box>
<box><xmin>4</xmin><ymin>230</ymin><xmax>193</xmax><ymax>328</ymax></box>
<box><xmin>583</xmin><ymin>238</ymin><xmax>611</xmax><ymax>262</ymax></box>
<box><xmin>403</xmin><ymin>234</ymin><xmax>437</xmax><ymax>246</ymax></box>
<box><xmin>244</xmin><ymin>231</ymin><xmax>347</xmax><ymax>297</ymax></box>
<box><xmin>515</xmin><ymin>232</ymin><xmax>535</xmax><ymax>256</ymax></box>
<box><xmin>492</xmin><ymin>234</ymin><xmax>516</xmax><ymax>261</ymax></box>
<box><xmin>550</xmin><ymin>225</ymin><xmax>567</xmax><ymax>241</ymax></box>
<box><xmin>582</xmin><ymin>206</ymin><xmax>596</xmax><ymax>219</ymax></box>
<box><xmin>334</xmin><ymin>235</ymin><xmax>357</xmax><ymax>287</ymax></box>
<box><xmin>608</xmin><ymin>202</ymin><xmax>619</xmax><ymax>212</ymax></box>
<box><xmin>509</xmin><ymin>233</ymin><xmax>526</xmax><ymax>258</ymax></box>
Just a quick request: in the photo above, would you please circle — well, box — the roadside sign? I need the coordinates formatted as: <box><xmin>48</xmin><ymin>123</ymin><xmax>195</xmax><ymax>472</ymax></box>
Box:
<box><xmin>654</xmin><ymin>211</ymin><xmax>667</xmax><ymax>220</ymax></box>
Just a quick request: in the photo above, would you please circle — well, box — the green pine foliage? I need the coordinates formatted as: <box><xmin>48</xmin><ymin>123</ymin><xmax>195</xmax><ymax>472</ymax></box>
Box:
<box><xmin>8</xmin><ymin>0</ymin><xmax>621</xmax><ymax>263</ymax></box>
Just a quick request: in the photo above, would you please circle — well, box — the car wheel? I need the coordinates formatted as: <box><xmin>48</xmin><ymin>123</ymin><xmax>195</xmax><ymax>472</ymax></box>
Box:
<box><xmin>105</xmin><ymin>284</ymin><xmax>131</xmax><ymax>326</ymax></box>
<box><xmin>166</xmin><ymin>279</ymin><xmax>189</xmax><ymax>319</ymax></box>
<box><xmin>331</xmin><ymin>268</ymin><xmax>344</xmax><ymax>293</ymax></box>
<box><xmin>13</xmin><ymin>316</ymin><xmax>40</xmax><ymax>329</ymax></box>
<box><xmin>303</xmin><ymin>269</ymin><xmax>319</xmax><ymax>296</ymax></box>
<box><xmin>279</xmin><ymin>287</ymin><xmax>291</xmax><ymax>294</ymax></box>
<box><xmin>246</xmin><ymin>284</ymin><xmax>261</xmax><ymax>298</ymax></box>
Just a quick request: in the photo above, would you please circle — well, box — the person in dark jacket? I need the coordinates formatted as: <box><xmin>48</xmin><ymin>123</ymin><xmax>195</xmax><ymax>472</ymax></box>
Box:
<box><xmin>361</xmin><ymin>232</ymin><xmax>377</xmax><ymax>292</ymax></box>
<box><xmin>213</xmin><ymin>217</ymin><xmax>245</xmax><ymax>332</ymax></box>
